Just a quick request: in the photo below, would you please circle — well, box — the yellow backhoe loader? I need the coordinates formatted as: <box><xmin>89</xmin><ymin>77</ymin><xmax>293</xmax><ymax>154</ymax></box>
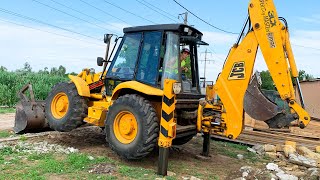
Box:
<box><xmin>14</xmin><ymin>0</ymin><xmax>310</xmax><ymax>176</ymax></box>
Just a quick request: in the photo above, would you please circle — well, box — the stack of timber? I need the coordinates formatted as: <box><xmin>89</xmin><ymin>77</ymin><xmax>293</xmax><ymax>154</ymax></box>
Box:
<box><xmin>212</xmin><ymin>114</ymin><xmax>320</xmax><ymax>150</ymax></box>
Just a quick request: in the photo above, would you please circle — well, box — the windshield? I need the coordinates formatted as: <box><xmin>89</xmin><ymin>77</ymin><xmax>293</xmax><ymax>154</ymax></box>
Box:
<box><xmin>161</xmin><ymin>32</ymin><xmax>180</xmax><ymax>88</ymax></box>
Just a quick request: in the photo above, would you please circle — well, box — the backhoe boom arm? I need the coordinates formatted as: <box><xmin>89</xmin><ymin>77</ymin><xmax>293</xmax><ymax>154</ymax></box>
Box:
<box><xmin>198</xmin><ymin>0</ymin><xmax>310</xmax><ymax>139</ymax></box>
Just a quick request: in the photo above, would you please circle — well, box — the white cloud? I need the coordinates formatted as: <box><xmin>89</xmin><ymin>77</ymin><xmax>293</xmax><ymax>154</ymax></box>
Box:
<box><xmin>1</xmin><ymin>18</ymin><xmax>320</xmax><ymax>81</ymax></box>
<box><xmin>202</xmin><ymin>31</ymin><xmax>237</xmax><ymax>45</ymax></box>
<box><xmin>298</xmin><ymin>15</ymin><xmax>320</xmax><ymax>24</ymax></box>
<box><xmin>0</xmin><ymin>20</ymin><xmax>107</xmax><ymax>73</ymax></box>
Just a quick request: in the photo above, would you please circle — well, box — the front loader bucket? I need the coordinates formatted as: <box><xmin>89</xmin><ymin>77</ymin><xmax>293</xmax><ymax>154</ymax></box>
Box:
<box><xmin>14</xmin><ymin>84</ymin><xmax>48</xmax><ymax>134</ymax></box>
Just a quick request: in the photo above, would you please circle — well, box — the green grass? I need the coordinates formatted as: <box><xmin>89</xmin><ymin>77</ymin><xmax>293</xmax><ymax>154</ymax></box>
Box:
<box><xmin>214</xmin><ymin>140</ymin><xmax>261</xmax><ymax>163</ymax></box>
<box><xmin>0</xmin><ymin>130</ymin><xmax>12</xmax><ymax>138</ymax></box>
<box><xmin>0</xmin><ymin>107</ymin><xmax>15</xmax><ymax>114</ymax></box>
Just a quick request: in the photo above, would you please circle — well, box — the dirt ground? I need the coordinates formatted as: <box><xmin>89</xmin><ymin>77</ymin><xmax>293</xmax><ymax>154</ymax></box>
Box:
<box><xmin>28</xmin><ymin>126</ymin><xmax>251</xmax><ymax>179</ymax></box>
<box><xmin>0</xmin><ymin>113</ymin><xmax>14</xmax><ymax>130</ymax></box>
<box><xmin>0</xmin><ymin>113</ymin><xmax>274</xmax><ymax>179</ymax></box>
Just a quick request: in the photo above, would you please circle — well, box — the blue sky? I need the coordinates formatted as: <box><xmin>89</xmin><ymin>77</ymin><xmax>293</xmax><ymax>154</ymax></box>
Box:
<box><xmin>0</xmin><ymin>0</ymin><xmax>320</xmax><ymax>80</ymax></box>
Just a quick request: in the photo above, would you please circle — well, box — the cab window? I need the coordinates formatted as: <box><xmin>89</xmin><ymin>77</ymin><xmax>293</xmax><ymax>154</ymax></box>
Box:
<box><xmin>136</xmin><ymin>31</ymin><xmax>162</xmax><ymax>85</ymax></box>
<box><xmin>107</xmin><ymin>33</ymin><xmax>142</xmax><ymax>79</ymax></box>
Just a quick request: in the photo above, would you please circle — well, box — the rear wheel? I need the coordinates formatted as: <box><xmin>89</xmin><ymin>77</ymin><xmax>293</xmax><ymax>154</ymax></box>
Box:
<box><xmin>106</xmin><ymin>94</ymin><xmax>159</xmax><ymax>160</ymax></box>
<box><xmin>45</xmin><ymin>82</ymin><xmax>87</xmax><ymax>132</ymax></box>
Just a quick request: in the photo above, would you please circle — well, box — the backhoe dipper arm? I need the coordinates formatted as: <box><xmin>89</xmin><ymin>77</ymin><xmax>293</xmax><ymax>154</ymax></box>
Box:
<box><xmin>211</xmin><ymin>0</ymin><xmax>310</xmax><ymax>139</ymax></box>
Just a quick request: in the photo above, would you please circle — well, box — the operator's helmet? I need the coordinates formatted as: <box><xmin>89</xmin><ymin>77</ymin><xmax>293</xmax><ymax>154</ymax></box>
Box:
<box><xmin>181</xmin><ymin>48</ymin><xmax>190</xmax><ymax>54</ymax></box>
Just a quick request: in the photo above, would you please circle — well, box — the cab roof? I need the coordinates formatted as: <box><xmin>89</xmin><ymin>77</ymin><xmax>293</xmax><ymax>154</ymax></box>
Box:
<box><xmin>123</xmin><ymin>24</ymin><xmax>203</xmax><ymax>36</ymax></box>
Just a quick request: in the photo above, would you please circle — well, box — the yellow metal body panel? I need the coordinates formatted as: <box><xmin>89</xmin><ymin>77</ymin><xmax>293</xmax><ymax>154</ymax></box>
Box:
<box><xmin>214</xmin><ymin>32</ymin><xmax>258</xmax><ymax>139</ymax></box>
<box><xmin>249</xmin><ymin>0</ymin><xmax>310</xmax><ymax>127</ymax></box>
<box><xmin>84</xmin><ymin>101</ymin><xmax>111</xmax><ymax>127</ymax></box>
<box><xmin>249</xmin><ymin>0</ymin><xmax>294</xmax><ymax>100</ymax></box>
<box><xmin>111</xmin><ymin>81</ymin><xmax>163</xmax><ymax>100</ymax></box>
<box><xmin>158</xmin><ymin>79</ymin><xmax>176</xmax><ymax>148</ymax></box>
<box><xmin>68</xmin><ymin>75</ymin><xmax>90</xmax><ymax>97</ymax></box>
<box><xmin>198</xmin><ymin>0</ymin><xmax>310</xmax><ymax>139</ymax></box>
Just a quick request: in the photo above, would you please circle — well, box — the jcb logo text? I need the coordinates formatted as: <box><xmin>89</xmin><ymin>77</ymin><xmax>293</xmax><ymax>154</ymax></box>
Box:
<box><xmin>228</xmin><ymin>62</ymin><xmax>245</xmax><ymax>80</ymax></box>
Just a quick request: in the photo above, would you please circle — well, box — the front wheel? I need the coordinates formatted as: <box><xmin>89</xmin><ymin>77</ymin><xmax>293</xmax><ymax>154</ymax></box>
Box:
<box><xmin>105</xmin><ymin>94</ymin><xmax>159</xmax><ymax>160</ymax></box>
<box><xmin>45</xmin><ymin>82</ymin><xmax>87</xmax><ymax>132</ymax></box>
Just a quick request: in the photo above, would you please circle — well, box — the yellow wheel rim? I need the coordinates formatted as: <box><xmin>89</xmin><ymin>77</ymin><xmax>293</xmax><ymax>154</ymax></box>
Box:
<box><xmin>113</xmin><ymin>111</ymin><xmax>138</xmax><ymax>144</ymax></box>
<box><xmin>51</xmin><ymin>92</ymin><xmax>69</xmax><ymax>119</ymax></box>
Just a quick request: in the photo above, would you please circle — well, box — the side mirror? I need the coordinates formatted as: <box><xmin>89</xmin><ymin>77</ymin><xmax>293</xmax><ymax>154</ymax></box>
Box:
<box><xmin>104</xmin><ymin>34</ymin><xmax>113</xmax><ymax>44</ymax></box>
<box><xmin>97</xmin><ymin>57</ymin><xmax>104</xmax><ymax>66</ymax></box>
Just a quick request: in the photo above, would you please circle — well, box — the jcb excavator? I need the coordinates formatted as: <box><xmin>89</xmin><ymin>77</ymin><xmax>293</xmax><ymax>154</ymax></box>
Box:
<box><xmin>14</xmin><ymin>0</ymin><xmax>310</xmax><ymax>176</ymax></box>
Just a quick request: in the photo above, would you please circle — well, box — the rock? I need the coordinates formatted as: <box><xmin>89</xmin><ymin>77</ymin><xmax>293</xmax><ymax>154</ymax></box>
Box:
<box><xmin>276</xmin><ymin>172</ymin><xmax>298</xmax><ymax>180</ymax></box>
<box><xmin>266</xmin><ymin>163</ymin><xmax>280</xmax><ymax>171</ymax></box>
<box><xmin>232</xmin><ymin>178</ymin><xmax>245</xmax><ymax>180</ymax></box>
<box><xmin>278</xmin><ymin>161</ymin><xmax>287</xmax><ymax>166</ymax></box>
<box><xmin>252</xmin><ymin>144</ymin><xmax>265</xmax><ymax>155</ymax></box>
<box><xmin>181</xmin><ymin>176</ymin><xmax>200</xmax><ymax>180</ymax></box>
<box><xmin>297</xmin><ymin>146</ymin><xmax>320</xmax><ymax>160</ymax></box>
<box><xmin>307</xmin><ymin>168</ymin><xmax>319</xmax><ymax>177</ymax></box>
<box><xmin>167</xmin><ymin>171</ymin><xmax>176</xmax><ymax>176</ymax></box>
<box><xmin>67</xmin><ymin>147</ymin><xmax>79</xmax><ymax>153</ymax></box>
<box><xmin>237</xmin><ymin>154</ymin><xmax>244</xmax><ymax>160</ymax></box>
<box><xmin>155</xmin><ymin>178</ymin><xmax>165</xmax><ymax>180</ymax></box>
<box><xmin>276</xmin><ymin>144</ymin><xmax>284</xmax><ymax>152</ymax></box>
<box><xmin>292</xmin><ymin>165</ymin><xmax>299</xmax><ymax>171</ymax></box>
<box><xmin>88</xmin><ymin>156</ymin><xmax>94</xmax><ymax>160</ymax></box>
<box><xmin>264</xmin><ymin>144</ymin><xmax>276</xmax><ymax>152</ymax></box>
<box><xmin>285</xmin><ymin>141</ymin><xmax>296</xmax><ymax>150</ymax></box>
<box><xmin>283</xmin><ymin>145</ymin><xmax>296</xmax><ymax>158</ymax></box>
<box><xmin>269</xmin><ymin>173</ymin><xmax>278</xmax><ymax>180</ymax></box>
<box><xmin>247</xmin><ymin>147</ymin><xmax>256</xmax><ymax>154</ymax></box>
<box><xmin>240</xmin><ymin>166</ymin><xmax>253</xmax><ymax>173</ymax></box>
<box><xmin>316</xmin><ymin>146</ymin><xmax>320</xmax><ymax>153</ymax></box>
<box><xmin>242</xmin><ymin>172</ymin><xmax>248</xmax><ymax>178</ymax></box>
<box><xmin>286</xmin><ymin>170</ymin><xmax>306</xmax><ymax>177</ymax></box>
<box><xmin>288</xmin><ymin>154</ymin><xmax>317</xmax><ymax>168</ymax></box>
<box><xmin>266</xmin><ymin>152</ymin><xmax>278</xmax><ymax>159</ymax></box>
<box><xmin>276</xmin><ymin>152</ymin><xmax>285</xmax><ymax>160</ymax></box>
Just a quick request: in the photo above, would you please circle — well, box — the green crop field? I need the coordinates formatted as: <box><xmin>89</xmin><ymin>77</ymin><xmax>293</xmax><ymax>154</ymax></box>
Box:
<box><xmin>0</xmin><ymin>67</ymin><xmax>69</xmax><ymax>107</ymax></box>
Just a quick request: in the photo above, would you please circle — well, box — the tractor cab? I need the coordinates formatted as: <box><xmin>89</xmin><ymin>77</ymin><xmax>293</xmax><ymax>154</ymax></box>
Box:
<box><xmin>104</xmin><ymin>24</ymin><xmax>208</xmax><ymax>98</ymax></box>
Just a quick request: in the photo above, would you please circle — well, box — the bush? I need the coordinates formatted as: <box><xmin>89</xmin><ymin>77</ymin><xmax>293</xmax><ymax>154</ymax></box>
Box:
<box><xmin>0</xmin><ymin>71</ymin><xmax>68</xmax><ymax>107</ymax></box>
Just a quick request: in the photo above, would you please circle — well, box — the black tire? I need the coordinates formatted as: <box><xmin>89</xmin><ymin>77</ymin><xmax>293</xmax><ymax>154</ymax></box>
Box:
<box><xmin>105</xmin><ymin>94</ymin><xmax>159</xmax><ymax>160</ymax></box>
<box><xmin>172</xmin><ymin>134</ymin><xmax>195</xmax><ymax>145</ymax></box>
<box><xmin>45</xmin><ymin>82</ymin><xmax>88</xmax><ymax>132</ymax></box>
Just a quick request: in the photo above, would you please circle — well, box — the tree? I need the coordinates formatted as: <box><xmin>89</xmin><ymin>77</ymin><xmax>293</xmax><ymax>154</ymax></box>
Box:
<box><xmin>260</xmin><ymin>70</ymin><xmax>314</xmax><ymax>90</ymax></box>
<box><xmin>0</xmin><ymin>66</ymin><xmax>7</xmax><ymax>72</ymax></box>
<box><xmin>298</xmin><ymin>70</ymin><xmax>314</xmax><ymax>81</ymax></box>
<box><xmin>260</xmin><ymin>70</ymin><xmax>275</xmax><ymax>90</ymax></box>
<box><xmin>16</xmin><ymin>62</ymin><xmax>32</xmax><ymax>73</ymax></box>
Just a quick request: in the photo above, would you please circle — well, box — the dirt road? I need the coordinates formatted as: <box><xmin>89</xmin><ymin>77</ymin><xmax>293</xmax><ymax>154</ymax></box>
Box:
<box><xmin>0</xmin><ymin>113</ymin><xmax>14</xmax><ymax>130</ymax></box>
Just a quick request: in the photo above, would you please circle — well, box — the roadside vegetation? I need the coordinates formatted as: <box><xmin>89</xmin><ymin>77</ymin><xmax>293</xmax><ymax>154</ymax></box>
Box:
<box><xmin>0</xmin><ymin>63</ymin><xmax>70</xmax><ymax>107</ymax></box>
<box><xmin>0</xmin><ymin>108</ymin><xmax>15</xmax><ymax>114</ymax></box>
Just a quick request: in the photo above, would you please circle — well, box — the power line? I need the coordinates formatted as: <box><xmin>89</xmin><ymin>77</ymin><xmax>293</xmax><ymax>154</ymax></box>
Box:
<box><xmin>292</xmin><ymin>44</ymin><xmax>320</xmax><ymax>51</ymax></box>
<box><xmin>102</xmin><ymin>0</ymin><xmax>157</xmax><ymax>24</ymax></box>
<box><xmin>172</xmin><ymin>0</ymin><xmax>238</xmax><ymax>34</ymax></box>
<box><xmin>79</xmin><ymin>0</ymin><xmax>131</xmax><ymax>25</ymax></box>
<box><xmin>0</xmin><ymin>18</ymin><xmax>103</xmax><ymax>47</ymax></box>
<box><xmin>48</xmin><ymin>0</ymin><xmax>121</xmax><ymax>35</ymax></box>
<box><xmin>135</xmin><ymin>0</ymin><xmax>179</xmax><ymax>23</ymax></box>
<box><xmin>140</xmin><ymin>0</ymin><xmax>178</xmax><ymax>20</ymax></box>
<box><xmin>0</xmin><ymin>7</ymin><xmax>101</xmax><ymax>41</ymax></box>
<box><xmin>31</xmin><ymin>0</ymin><xmax>118</xmax><ymax>34</ymax></box>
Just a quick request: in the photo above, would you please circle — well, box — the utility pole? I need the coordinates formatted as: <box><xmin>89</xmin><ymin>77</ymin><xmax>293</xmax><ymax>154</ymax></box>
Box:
<box><xmin>200</xmin><ymin>49</ymin><xmax>214</xmax><ymax>88</ymax></box>
<box><xmin>178</xmin><ymin>12</ymin><xmax>188</xmax><ymax>25</ymax></box>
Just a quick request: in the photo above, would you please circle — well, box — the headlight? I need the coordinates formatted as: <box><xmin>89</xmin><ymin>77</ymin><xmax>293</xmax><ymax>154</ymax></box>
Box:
<box><xmin>173</xmin><ymin>82</ymin><xmax>182</xmax><ymax>94</ymax></box>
